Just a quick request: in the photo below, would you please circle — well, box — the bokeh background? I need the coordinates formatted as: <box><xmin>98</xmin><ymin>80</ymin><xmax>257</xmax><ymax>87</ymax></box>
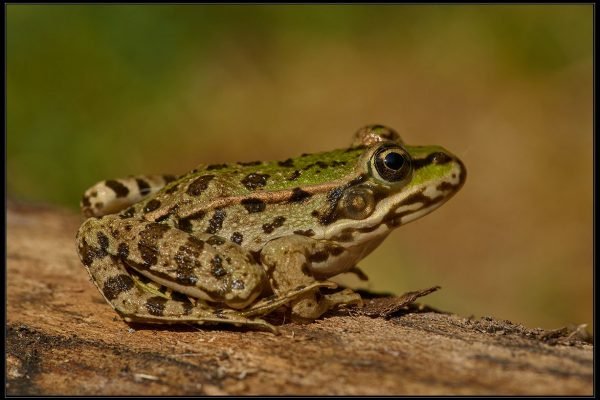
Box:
<box><xmin>7</xmin><ymin>5</ymin><xmax>593</xmax><ymax>331</ymax></box>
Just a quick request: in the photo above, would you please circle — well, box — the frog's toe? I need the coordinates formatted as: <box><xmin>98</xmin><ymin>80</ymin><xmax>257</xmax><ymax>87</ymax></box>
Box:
<box><xmin>323</xmin><ymin>288</ymin><xmax>364</xmax><ymax>307</ymax></box>
<box><xmin>290</xmin><ymin>287</ymin><xmax>363</xmax><ymax>322</ymax></box>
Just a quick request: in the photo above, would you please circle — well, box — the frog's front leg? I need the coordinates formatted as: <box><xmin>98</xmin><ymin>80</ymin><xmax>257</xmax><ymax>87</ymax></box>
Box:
<box><xmin>81</xmin><ymin>174</ymin><xmax>177</xmax><ymax>217</ymax></box>
<box><xmin>260</xmin><ymin>235</ymin><xmax>363</xmax><ymax>322</ymax></box>
<box><xmin>76</xmin><ymin>215</ymin><xmax>273</xmax><ymax>330</ymax></box>
<box><xmin>347</xmin><ymin>265</ymin><xmax>369</xmax><ymax>281</ymax></box>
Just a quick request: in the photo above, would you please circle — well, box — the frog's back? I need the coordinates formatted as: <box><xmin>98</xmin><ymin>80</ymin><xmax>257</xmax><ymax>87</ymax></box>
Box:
<box><xmin>131</xmin><ymin>147</ymin><xmax>367</xmax><ymax>250</ymax></box>
<box><xmin>143</xmin><ymin>148</ymin><xmax>363</xmax><ymax>213</ymax></box>
<box><xmin>183</xmin><ymin>147</ymin><xmax>364</xmax><ymax>195</ymax></box>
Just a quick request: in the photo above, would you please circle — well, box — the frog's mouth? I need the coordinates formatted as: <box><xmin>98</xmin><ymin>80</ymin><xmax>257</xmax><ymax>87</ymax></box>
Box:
<box><xmin>384</xmin><ymin>156</ymin><xmax>466</xmax><ymax>227</ymax></box>
<box><xmin>324</xmin><ymin>155</ymin><xmax>466</xmax><ymax>247</ymax></box>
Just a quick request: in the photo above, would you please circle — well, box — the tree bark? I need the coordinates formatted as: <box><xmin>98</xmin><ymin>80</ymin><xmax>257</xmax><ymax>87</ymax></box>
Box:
<box><xmin>6</xmin><ymin>202</ymin><xmax>593</xmax><ymax>395</ymax></box>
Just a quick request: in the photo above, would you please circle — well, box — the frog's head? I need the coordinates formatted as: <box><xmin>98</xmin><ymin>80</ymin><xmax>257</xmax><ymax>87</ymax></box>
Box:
<box><xmin>319</xmin><ymin>125</ymin><xmax>466</xmax><ymax>254</ymax></box>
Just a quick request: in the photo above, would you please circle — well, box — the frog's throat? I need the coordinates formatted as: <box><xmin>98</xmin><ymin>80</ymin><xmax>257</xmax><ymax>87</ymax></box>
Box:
<box><xmin>324</xmin><ymin>157</ymin><xmax>466</xmax><ymax>246</ymax></box>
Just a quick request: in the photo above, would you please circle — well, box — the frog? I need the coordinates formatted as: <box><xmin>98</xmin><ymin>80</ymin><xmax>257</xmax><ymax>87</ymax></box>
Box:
<box><xmin>76</xmin><ymin>124</ymin><xmax>466</xmax><ymax>333</ymax></box>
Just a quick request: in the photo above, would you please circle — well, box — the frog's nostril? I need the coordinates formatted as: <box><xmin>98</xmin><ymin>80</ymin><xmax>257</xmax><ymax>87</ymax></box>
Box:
<box><xmin>431</xmin><ymin>152</ymin><xmax>452</xmax><ymax>165</ymax></box>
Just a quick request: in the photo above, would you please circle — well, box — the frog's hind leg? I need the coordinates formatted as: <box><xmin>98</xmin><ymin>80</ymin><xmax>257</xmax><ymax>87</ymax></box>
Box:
<box><xmin>79</xmin><ymin>245</ymin><xmax>278</xmax><ymax>332</ymax></box>
<box><xmin>77</xmin><ymin>215</ymin><xmax>275</xmax><ymax>332</ymax></box>
<box><xmin>126</xmin><ymin>269</ymin><xmax>279</xmax><ymax>332</ymax></box>
<box><xmin>240</xmin><ymin>281</ymin><xmax>338</xmax><ymax>318</ymax></box>
<box><xmin>81</xmin><ymin>174</ymin><xmax>177</xmax><ymax>217</ymax></box>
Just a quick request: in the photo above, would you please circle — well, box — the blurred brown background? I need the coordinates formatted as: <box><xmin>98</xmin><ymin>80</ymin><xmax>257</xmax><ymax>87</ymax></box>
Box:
<box><xmin>7</xmin><ymin>5</ymin><xmax>592</xmax><ymax>331</ymax></box>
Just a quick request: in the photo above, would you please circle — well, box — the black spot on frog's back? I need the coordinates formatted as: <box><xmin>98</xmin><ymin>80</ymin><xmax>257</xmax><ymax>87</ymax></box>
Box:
<box><xmin>79</xmin><ymin>232</ymin><xmax>110</xmax><ymax>266</ymax></box>
<box><xmin>103</xmin><ymin>274</ymin><xmax>135</xmax><ymax>300</ymax></box>
<box><xmin>278</xmin><ymin>158</ymin><xmax>295</xmax><ymax>168</ymax></box>
<box><xmin>138</xmin><ymin>223</ymin><xmax>170</xmax><ymax>266</ymax></box>
<box><xmin>186</xmin><ymin>175</ymin><xmax>215</xmax><ymax>196</ymax></box>
<box><xmin>309</xmin><ymin>250</ymin><xmax>329</xmax><ymax>263</ymax></box>
<box><xmin>238</xmin><ymin>160</ymin><xmax>262</xmax><ymax>166</ymax></box>
<box><xmin>211</xmin><ymin>255</ymin><xmax>227</xmax><ymax>278</ymax></box>
<box><xmin>117</xmin><ymin>243</ymin><xmax>129</xmax><ymax>259</ymax></box>
<box><xmin>231</xmin><ymin>232</ymin><xmax>244</xmax><ymax>245</ymax></box>
<box><xmin>206</xmin><ymin>164</ymin><xmax>228</xmax><ymax>171</ymax></box>
<box><xmin>177</xmin><ymin>218</ymin><xmax>193</xmax><ymax>233</ymax></box>
<box><xmin>144</xmin><ymin>199</ymin><xmax>161</xmax><ymax>213</ymax></box>
<box><xmin>79</xmin><ymin>239</ymin><xmax>101</xmax><ymax>266</ymax></box>
<box><xmin>205</xmin><ymin>209</ymin><xmax>226</xmax><ymax>234</ymax></box>
<box><xmin>241</xmin><ymin>198</ymin><xmax>266</xmax><ymax>213</ymax></box>
<box><xmin>136</xmin><ymin>178</ymin><xmax>151</xmax><ymax>196</ymax></box>
<box><xmin>294</xmin><ymin>229</ymin><xmax>315</xmax><ymax>237</ymax></box>
<box><xmin>120</xmin><ymin>207</ymin><xmax>136</xmax><ymax>219</ymax></box>
<box><xmin>170</xmin><ymin>291</ymin><xmax>194</xmax><ymax>315</ymax></box>
<box><xmin>287</xmin><ymin>170</ymin><xmax>301</xmax><ymax>181</ymax></box>
<box><xmin>97</xmin><ymin>232</ymin><xmax>109</xmax><ymax>251</ymax></box>
<box><xmin>145</xmin><ymin>296</ymin><xmax>168</xmax><ymax>316</ymax></box>
<box><xmin>105</xmin><ymin>180</ymin><xmax>129</xmax><ymax>198</ymax></box>
<box><xmin>173</xmin><ymin>237</ymin><xmax>204</xmax><ymax>285</ymax></box>
<box><xmin>241</xmin><ymin>173</ymin><xmax>270</xmax><ymax>190</ymax></box>
<box><xmin>176</xmin><ymin>210</ymin><xmax>206</xmax><ymax>233</ymax></box>
<box><xmin>262</xmin><ymin>216</ymin><xmax>286</xmax><ymax>234</ymax></box>
<box><xmin>289</xmin><ymin>187</ymin><xmax>312</xmax><ymax>203</ymax></box>
<box><xmin>139</xmin><ymin>223</ymin><xmax>170</xmax><ymax>244</ymax></box>
<box><xmin>81</xmin><ymin>195</ymin><xmax>91</xmax><ymax>207</ymax></box>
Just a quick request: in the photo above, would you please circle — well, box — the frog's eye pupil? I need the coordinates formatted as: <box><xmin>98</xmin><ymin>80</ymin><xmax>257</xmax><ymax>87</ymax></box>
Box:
<box><xmin>384</xmin><ymin>152</ymin><xmax>404</xmax><ymax>170</ymax></box>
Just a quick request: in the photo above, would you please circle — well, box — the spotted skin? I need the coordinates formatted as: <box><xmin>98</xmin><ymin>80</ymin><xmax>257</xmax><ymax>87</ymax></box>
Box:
<box><xmin>77</xmin><ymin>214</ymin><xmax>338</xmax><ymax>332</ymax></box>
<box><xmin>76</xmin><ymin>124</ymin><xmax>466</xmax><ymax>332</ymax></box>
<box><xmin>81</xmin><ymin>175</ymin><xmax>176</xmax><ymax>218</ymax></box>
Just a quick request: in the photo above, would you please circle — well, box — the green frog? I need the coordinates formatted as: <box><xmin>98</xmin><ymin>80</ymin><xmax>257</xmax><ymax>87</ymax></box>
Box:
<box><xmin>76</xmin><ymin>125</ymin><xmax>466</xmax><ymax>333</ymax></box>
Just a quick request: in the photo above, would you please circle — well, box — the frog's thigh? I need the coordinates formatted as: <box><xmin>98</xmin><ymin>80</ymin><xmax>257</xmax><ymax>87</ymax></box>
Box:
<box><xmin>77</xmin><ymin>216</ymin><xmax>264</xmax><ymax>324</ymax></box>
<box><xmin>77</xmin><ymin>227</ymin><xmax>275</xmax><ymax>332</ymax></box>
<box><xmin>81</xmin><ymin>174</ymin><xmax>176</xmax><ymax>217</ymax></box>
<box><xmin>78</xmin><ymin>215</ymin><xmax>266</xmax><ymax>308</ymax></box>
<box><xmin>260</xmin><ymin>235</ymin><xmax>362</xmax><ymax>321</ymax></box>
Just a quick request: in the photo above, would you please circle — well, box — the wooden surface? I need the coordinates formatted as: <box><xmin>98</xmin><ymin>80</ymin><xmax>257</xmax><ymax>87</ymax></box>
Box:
<box><xmin>6</xmin><ymin>202</ymin><xmax>593</xmax><ymax>395</ymax></box>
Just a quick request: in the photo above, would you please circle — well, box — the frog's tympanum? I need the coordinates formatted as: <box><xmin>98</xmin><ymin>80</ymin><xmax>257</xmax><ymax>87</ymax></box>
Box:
<box><xmin>76</xmin><ymin>125</ymin><xmax>466</xmax><ymax>333</ymax></box>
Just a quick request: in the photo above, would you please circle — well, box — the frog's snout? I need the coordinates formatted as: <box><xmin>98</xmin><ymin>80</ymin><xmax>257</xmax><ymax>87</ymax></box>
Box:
<box><xmin>453</xmin><ymin>156</ymin><xmax>467</xmax><ymax>191</ymax></box>
<box><xmin>428</xmin><ymin>148</ymin><xmax>467</xmax><ymax>193</ymax></box>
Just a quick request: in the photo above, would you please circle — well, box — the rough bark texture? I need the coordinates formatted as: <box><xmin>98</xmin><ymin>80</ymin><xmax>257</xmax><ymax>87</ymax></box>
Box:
<box><xmin>6</xmin><ymin>202</ymin><xmax>593</xmax><ymax>395</ymax></box>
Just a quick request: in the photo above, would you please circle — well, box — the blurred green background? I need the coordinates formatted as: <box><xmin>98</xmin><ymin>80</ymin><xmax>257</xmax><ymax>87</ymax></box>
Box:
<box><xmin>7</xmin><ymin>5</ymin><xmax>592</xmax><ymax>331</ymax></box>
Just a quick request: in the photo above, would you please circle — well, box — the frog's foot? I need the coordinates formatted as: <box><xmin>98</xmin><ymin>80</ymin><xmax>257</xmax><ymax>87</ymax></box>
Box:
<box><xmin>290</xmin><ymin>287</ymin><xmax>364</xmax><ymax>323</ymax></box>
<box><xmin>240</xmin><ymin>281</ymin><xmax>338</xmax><ymax>318</ymax></box>
<box><xmin>347</xmin><ymin>266</ymin><xmax>369</xmax><ymax>281</ymax></box>
<box><xmin>322</xmin><ymin>287</ymin><xmax>364</xmax><ymax>309</ymax></box>
<box><xmin>81</xmin><ymin>174</ymin><xmax>177</xmax><ymax>217</ymax></box>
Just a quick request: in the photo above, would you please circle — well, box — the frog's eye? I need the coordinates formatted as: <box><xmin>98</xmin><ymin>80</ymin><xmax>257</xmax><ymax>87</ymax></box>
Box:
<box><xmin>371</xmin><ymin>144</ymin><xmax>412</xmax><ymax>184</ymax></box>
